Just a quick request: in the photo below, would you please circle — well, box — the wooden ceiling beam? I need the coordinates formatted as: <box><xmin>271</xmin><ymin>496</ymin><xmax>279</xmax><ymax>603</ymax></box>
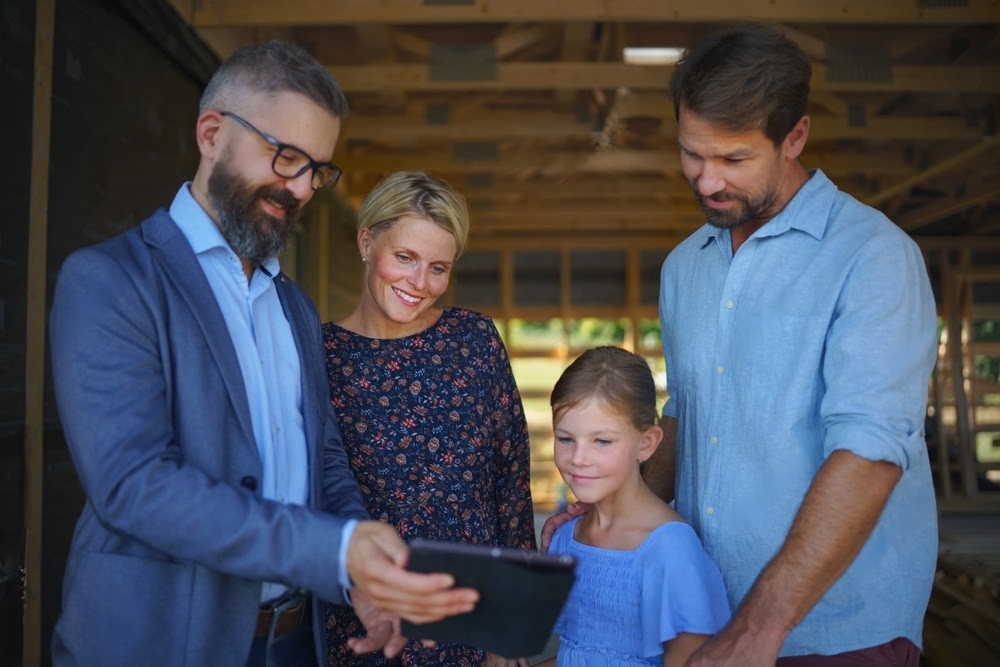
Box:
<box><xmin>896</xmin><ymin>181</ymin><xmax>1000</xmax><ymax>232</ymax></box>
<box><xmin>346</xmin><ymin>176</ymin><xmax>694</xmax><ymax>198</ymax></box>
<box><xmin>865</xmin><ymin>135</ymin><xmax>1000</xmax><ymax>206</ymax></box>
<box><xmin>473</xmin><ymin>215</ymin><xmax>704</xmax><ymax>234</ymax></box>
<box><xmin>494</xmin><ymin>24</ymin><xmax>556</xmax><ymax>60</ymax></box>
<box><xmin>328</xmin><ymin>62</ymin><xmax>1000</xmax><ymax>93</ymax></box>
<box><xmin>387</xmin><ymin>27</ymin><xmax>432</xmax><ymax>59</ymax></box>
<box><xmin>342</xmin><ymin>107</ymin><xmax>985</xmax><ymax>141</ymax></box>
<box><xmin>556</xmin><ymin>22</ymin><xmax>595</xmax><ymax>105</ymax></box>
<box><xmin>472</xmin><ymin>202</ymin><xmax>703</xmax><ymax>219</ymax></box>
<box><xmin>337</xmin><ymin>147</ymin><xmax>918</xmax><ymax>175</ymax></box>
<box><xmin>191</xmin><ymin>0</ymin><xmax>1000</xmax><ymax>27</ymax></box>
<box><xmin>466</xmin><ymin>233</ymin><xmax>687</xmax><ymax>250</ymax></box>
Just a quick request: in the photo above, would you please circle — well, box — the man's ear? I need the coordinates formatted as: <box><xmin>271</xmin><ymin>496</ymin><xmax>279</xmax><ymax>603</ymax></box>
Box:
<box><xmin>638</xmin><ymin>424</ymin><xmax>664</xmax><ymax>463</ymax></box>
<box><xmin>195</xmin><ymin>110</ymin><xmax>225</xmax><ymax>161</ymax></box>
<box><xmin>783</xmin><ymin>115</ymin><xmax>810</xmax><ymax>161</ymax></box>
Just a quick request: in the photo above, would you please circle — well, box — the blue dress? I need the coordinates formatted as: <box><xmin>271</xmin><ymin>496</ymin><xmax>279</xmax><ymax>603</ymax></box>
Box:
<box><xmin>322</xmin><ymin>307</ymin><xmax>536</xmax><ymax>666</ymax></box>
<box><xmin>549</xmin><ymin>516</ymin><xmax>731</xmax><ymax>666</ymax></box>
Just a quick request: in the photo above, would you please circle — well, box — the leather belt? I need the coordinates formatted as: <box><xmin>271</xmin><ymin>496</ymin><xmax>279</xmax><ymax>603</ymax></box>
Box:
<box><xmin>255</xmin><ymin>597</ymin><xmax>306</xmax><ymax>639</ymax></box>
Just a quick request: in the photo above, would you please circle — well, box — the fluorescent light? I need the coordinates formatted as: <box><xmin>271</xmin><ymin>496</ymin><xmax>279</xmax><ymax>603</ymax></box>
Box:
<box><xmin>622</xmin><ymin>47</ymin><xmax>685</xmax><ymax>65</ymax></box>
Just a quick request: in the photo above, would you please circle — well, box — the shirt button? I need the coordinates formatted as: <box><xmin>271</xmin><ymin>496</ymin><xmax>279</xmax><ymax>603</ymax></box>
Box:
<box><xmin>710</xmin><ymin>436</ymin><xmax>718</xmax><ymax>444</ymax></box>
<box><xmin>717</xmin><ymin>366</ymin><xmax>725</xmax><ymax>374</ymax></box>
<box><xmin>726</xmin><ymin>300</ymin><xmax>734</xmax><ymax>309</ymax></box>
<box><xmin>706</xmin><ymin>507</ymin><xmax>715</xmax><ymax>515</ymax></box>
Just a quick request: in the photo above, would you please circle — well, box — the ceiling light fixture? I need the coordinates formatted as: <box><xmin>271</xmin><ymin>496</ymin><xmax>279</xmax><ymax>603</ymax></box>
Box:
<box><xmin>622</xmin><ymin>47</ymin><xmax>685</xmax><ymax>65</ymax></box>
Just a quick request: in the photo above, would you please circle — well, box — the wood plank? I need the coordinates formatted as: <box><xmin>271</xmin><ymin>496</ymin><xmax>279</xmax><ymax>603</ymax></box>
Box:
<box><xmin>342</xmin><ymin>108</ymin><xmax>987</xmax><ymax>141</ymax></box>
<box><xmin>328</xmin><ymin>62</ymin><xmax>1000</xmax><ymax>93</ymax></box>
<box><xmin>338</xmin><ymin>146</ymin><xmax>916</xmax><ymax>175</ymax></box>
<box><xmin>24</xmin><ymin>0</ymin><xmax>56</xmax><ymax>663</ymax></box>
<box><xmin>191</xmin><ymin>0</ymin><xmax>1000</xmax><ymax>27</ymax></box>
<box><xmin>865</xmin><ymin>136</ymin><xmax>1000</xmax><ymax>207</ymax></box>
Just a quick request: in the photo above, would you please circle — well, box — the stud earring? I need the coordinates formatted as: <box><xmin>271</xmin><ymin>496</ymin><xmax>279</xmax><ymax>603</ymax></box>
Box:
<box><xmin>361</xmin><ymin>257</ymin><xmax>367</xmax><ymax>263</ymax></box>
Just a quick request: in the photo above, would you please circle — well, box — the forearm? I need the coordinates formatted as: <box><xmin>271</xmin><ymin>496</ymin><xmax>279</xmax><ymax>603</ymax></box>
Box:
<box><xmin>723</xmin><ymin>449</ymin><xmax>902</xmax><ymax>653</ymax></box>
<box><xmin>643</xmin><ymin>415</ymin><xmax>677</xmax><ymax>504</ymax></box>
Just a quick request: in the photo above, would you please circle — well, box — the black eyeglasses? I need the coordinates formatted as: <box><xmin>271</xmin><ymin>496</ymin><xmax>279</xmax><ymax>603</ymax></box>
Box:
<box><xmin>220</xmin><ymin>111</ymin><xmax>342</xmax><ymax>190</ymax></box>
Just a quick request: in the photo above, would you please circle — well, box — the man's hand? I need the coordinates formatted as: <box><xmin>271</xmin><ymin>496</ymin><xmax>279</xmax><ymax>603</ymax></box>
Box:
<box><xmin>346</xmin><ymin>520</ymin><xmax>478</xmax><ymax>625</ymax></box>
<box><xmin>683</xmin><ymin>615</ymin><xmax>784</xmax><ymax>667</ymax></box>
<box><xmin>538</xmin><ymin>502</ymin><xmax>590</xmax><ymax>552</ymax></box>
<box><xmin>345</xmin><ymin>589</ymin><xmax>408</xmax><ymax>658</ymax></box>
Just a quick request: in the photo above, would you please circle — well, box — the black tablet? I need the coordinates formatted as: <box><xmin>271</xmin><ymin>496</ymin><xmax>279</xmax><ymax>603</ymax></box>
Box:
<box><xmin>400</xmin><ymin>539</ymin><xmax>577</xmax><ymax>658</ymax></box>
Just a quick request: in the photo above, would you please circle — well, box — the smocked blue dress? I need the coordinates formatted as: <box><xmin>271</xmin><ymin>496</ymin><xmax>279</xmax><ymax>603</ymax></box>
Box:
<box><xmin>549</xmin><ymin>516</ymin><xmax>731</xmax><ymax>666</ymax></box>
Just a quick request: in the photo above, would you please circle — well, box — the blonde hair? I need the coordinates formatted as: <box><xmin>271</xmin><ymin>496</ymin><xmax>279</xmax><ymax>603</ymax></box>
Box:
<box><xmin>357</xmin><ymin>172</ymin><xmax>470</xmax><ymax>258</ymax></box>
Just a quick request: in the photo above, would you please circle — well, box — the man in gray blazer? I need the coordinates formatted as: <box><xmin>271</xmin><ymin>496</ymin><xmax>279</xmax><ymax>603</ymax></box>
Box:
<box><xmin>48</xmin><ymin>40</ymin><xmax>477</xmax><ymax>667</ymax></box>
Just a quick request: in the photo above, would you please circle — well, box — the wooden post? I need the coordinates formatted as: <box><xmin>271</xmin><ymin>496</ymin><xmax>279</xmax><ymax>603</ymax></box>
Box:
<box><xmin>626</xmin><ymin>247</ymin><xmax>640</xmax><ymax>354</ymax></box>
<box><xmin>924</xmin><ymin>248</ymin><xmax>951</xmax><ymax>498</ymax></box>
<box><xmin>316</xmin><ymin>202</ymin><xmax>330</xmax><ymax>321</ymax></box>
<box><xmin>944</xmin><ymin>259</ymin><xmax>977</xmax><ymax>497</ymax></box>
<box><xmin>24</xmin><ymin>0</ymin><xmax>56</xmax><ymax>664</ymax></box>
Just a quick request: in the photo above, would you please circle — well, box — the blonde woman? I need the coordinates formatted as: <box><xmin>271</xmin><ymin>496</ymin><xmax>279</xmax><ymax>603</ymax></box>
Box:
<box><xmin>323</xmin><ymin>172</ymin><xmax>536</xmax><ymax>667</ymax></box>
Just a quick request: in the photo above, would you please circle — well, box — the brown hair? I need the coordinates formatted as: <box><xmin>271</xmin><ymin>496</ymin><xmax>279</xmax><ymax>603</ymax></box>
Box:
<box><xmin>358</xmin><ymin>171</ymin><xmax>470</xmax><ymax>258</ymax></box>
<box><xmin>669</xmin><ymin>23</ymin><xmax>811</xmax><ymax>146</ymax></box>
<box><xmin>550</xmin><ymin>346</ymin><xmax>658</xmax><ymax>432</ymax></box>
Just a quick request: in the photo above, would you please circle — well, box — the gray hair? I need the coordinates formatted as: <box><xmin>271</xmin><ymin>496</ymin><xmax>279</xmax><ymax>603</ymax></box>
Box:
<box><xmin>199</xmin><ymin>40</ymin><xmax>348</xmax><ymax>119</ymax></box>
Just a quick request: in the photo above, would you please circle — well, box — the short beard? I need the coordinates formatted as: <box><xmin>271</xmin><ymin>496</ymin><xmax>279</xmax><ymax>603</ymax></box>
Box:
<box><xmin>207</xmin><ymin>157</ymin><xmax>302</xmax><ymax>267</ymax></box>
<box><xmin>692</xmin><ymin>183</ymin><xmax>780</xmax><ymax>231</ymax></box>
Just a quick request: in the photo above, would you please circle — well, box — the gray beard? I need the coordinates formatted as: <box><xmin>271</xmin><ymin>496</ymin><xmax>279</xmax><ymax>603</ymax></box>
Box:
<box><xmin>207</xmin><ymin>160</ymin><xmax>301</xmax><ymax>266</ymax></box>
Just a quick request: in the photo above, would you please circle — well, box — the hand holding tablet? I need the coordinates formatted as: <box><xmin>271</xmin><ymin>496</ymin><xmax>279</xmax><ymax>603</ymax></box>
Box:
<box><xmin>401</xmin><ymin>539</ymin><xmax>577</xmax><ymax>658</ymax></box>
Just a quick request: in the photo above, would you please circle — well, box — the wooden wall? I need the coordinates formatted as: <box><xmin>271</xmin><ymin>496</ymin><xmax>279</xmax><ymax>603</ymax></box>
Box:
<box><xmin>1</xmin><ymin>0</ymin><xmax>212</xmax><ymax>660</ymax></box>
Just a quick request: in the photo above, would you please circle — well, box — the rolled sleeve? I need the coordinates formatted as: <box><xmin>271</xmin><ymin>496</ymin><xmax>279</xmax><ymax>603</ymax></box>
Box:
<box><xmin>820</xmin><ymin>231</ymin><xmax>937</xmax><ymax>470</ymax></box>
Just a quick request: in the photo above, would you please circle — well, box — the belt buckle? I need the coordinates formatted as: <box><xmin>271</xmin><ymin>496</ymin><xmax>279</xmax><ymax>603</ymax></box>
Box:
<box><xmin>263</xmin><ymin>590</ymin><xmax>305</xmax><ymax>640</ymax></box>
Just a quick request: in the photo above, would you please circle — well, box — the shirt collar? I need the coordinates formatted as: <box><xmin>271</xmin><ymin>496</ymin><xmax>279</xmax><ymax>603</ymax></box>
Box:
<box><xmin>168</xmin><ymin>182</ymin><xmax>281</xmax><ymax>275</ymax></box>
<box><xmin>697</xmin><ymin>168</ymin><xmax>836</xmax><ymax>251</ymax></box>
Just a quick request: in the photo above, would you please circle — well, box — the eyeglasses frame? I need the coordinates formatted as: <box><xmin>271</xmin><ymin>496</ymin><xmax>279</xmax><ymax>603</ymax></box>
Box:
<box><xmin>219</xmin><ymin>110</ymin><xmax>343</xmax><ymax>190</ymax></box>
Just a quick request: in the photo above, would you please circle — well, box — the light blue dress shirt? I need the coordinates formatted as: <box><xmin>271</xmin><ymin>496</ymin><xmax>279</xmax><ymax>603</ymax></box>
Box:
<box><xmin>659</xmin><ymin>170</ymin><xmax>938</xmax><ymax>656</ymax></box>
<box><xmin>169</xmin><ymin>184</ymin><xmax>355</xmax><ymax>600</ymax></box>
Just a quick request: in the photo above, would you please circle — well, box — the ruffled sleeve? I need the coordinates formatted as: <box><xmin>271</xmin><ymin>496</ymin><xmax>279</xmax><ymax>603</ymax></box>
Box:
<box><xmin>638</xmin><ymin>522</ymin><xmax>731</xmax><ymax>658</ymax></box>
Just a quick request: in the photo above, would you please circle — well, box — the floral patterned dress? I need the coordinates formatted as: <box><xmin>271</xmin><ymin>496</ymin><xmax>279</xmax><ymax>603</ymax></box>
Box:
<box><xmin>322</xmin><ymin>307</ymin><xmax>536</xmax><ymax>666</ymax></box>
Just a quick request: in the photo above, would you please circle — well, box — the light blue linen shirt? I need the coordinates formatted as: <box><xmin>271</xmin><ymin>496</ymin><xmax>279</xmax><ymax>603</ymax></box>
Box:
<box><xmin>169</xmin><ymin>184</ymin><xmax>355</xmax><ymax>600</ymax></box>
<box><xmin>659</xmin><ymin>170</ymin><xmax>938</xmax><ymax>656</ymax></box>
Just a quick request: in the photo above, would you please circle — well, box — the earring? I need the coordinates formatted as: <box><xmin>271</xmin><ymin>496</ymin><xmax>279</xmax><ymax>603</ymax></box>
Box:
<box><xmin>361</xmin><ymin>257</ymin><xmax>367</xmax><ymax>263</ymax></box>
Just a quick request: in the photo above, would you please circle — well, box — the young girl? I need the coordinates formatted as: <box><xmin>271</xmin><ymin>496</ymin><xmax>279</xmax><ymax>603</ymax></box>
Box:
<box><xmin>539</xmin><ymin>346</ymin><xmax>730</xmax><ymax>667</ymax></box>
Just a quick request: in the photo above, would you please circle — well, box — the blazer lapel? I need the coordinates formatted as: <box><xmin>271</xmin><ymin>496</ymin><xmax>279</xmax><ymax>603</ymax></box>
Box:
<box><xmin>141</xmin><ymin>210</ymin><xmax>256</xmax><ymax>449</ymax></box>
<box><xmin>273</xmin><ymin>275</ymin><xmax>322</xmax><ymax>489</ymax></box>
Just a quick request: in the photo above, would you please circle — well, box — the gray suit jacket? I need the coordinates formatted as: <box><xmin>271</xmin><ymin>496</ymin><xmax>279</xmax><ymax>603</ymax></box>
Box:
<box><xmin>49</xmin><ymin>209</ymin><xmax>369</xmax><ymax>666</ymax></box>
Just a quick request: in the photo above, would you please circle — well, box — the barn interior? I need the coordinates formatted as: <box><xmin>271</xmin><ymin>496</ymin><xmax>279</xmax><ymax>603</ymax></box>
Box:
<box><xmin>2</xmin><ymin>0</ymin><xmax>999</xmax><ymax>663</ymax></box>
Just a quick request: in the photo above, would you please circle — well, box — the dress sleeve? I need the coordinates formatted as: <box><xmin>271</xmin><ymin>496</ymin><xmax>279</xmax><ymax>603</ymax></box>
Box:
<box><xmin>484</xmin><ymin>316</ymin><xmax>537</xmax><ymax>550</ymax></box>
<box><xmin>639</xmin><ymin>523</ymin><xmax>731</xmax><ymax>658</ymax></box>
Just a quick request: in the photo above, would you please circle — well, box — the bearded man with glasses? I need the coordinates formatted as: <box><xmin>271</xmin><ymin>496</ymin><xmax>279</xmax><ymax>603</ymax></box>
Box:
<box><xmin>48</xmin><ymin>40</ymin><xmax>476</xmax><ymax>667</ymax></box>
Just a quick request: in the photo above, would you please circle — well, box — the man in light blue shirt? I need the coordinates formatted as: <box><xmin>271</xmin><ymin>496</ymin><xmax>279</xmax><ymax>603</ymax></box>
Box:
<box><xmin>656</xmin><ymin>24</ymin><xmax>937</xmax><ymax>666</ymax></box>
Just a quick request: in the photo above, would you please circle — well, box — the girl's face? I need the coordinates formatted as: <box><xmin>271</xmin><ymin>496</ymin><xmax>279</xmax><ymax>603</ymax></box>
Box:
<box><xmin>552</xmin><ymin>397</ymin><xmax>658</xmax><ymax>506</ymax></box>
<box><xmin>358</xmin><ymin>215</ymin><xmax>457</xmax><ymax>337</ymax></box>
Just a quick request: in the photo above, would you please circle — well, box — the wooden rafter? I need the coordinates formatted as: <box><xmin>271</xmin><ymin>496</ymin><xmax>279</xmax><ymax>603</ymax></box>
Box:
<box><xmin>327</xmin><ymin>62</ymin><xmax>1000</xmax><ymax>93</ymax></box>
<box><xmin>190</xmin><ymin>0</ymin><xmax>1000</xmax><ymax>27</ymax></box>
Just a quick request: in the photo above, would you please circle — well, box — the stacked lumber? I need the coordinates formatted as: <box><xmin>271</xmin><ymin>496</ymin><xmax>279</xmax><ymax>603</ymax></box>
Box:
<box><xmin>922</xmin><ymin>552</ymin><xmax>1000</xmax><ymax>666</ymax></box>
